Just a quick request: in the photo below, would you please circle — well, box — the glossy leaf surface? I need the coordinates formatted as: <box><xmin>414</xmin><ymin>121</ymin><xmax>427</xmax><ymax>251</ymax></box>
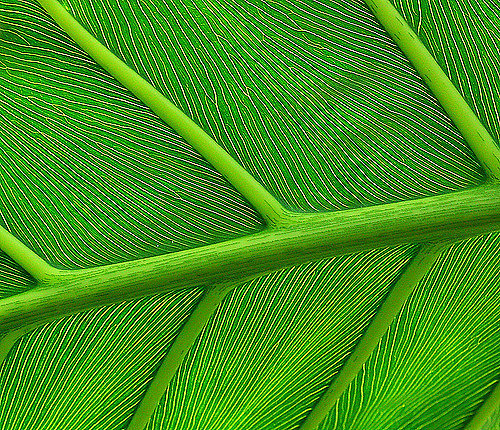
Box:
<box><xmin>0</xmin><ymin>0</ymin><xmax>498</xmax><ymax>429</ymax></box>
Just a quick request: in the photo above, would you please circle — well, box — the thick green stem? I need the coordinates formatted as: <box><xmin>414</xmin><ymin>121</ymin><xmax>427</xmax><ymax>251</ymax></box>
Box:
<box><xmin>0</xmin><ymin>225</ymin><xmax>58</xmax><ymax>282</ymax></box>
<box><xmin>298</xmin><ymin>243</ymin><xmax>445</xmax><ymax>430</ymax></box>
<box><xmin>35</xmin><ymin>0</ymin><xmax>287</xmax><ymax>226</ymax></box>
<box><xmin>126</xmin><ymin>284</ymin><xmax>232</xmax><ymax>430</ymax></box>
<box><xmin>363</xmin><ymin>0</ymin><xmax>500</xmax><ymax>180</ymax></box>
<box><xmin>0</xmin><ymin>183</ymin><xmax>498</xmax><ymax>332</ymax></box>
<box><xmin>464</xmin><ymin>380</ymin><xmax>500</xmax><ymax>430</ymax></box>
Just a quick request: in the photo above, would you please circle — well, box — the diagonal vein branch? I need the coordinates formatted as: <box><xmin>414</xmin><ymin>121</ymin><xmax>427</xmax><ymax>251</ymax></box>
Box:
<box><xmin>0</xmin><ymin>225</ymin><xmax>58</xmax><ymax>282</ymax></box>
<box><xmin>125</xmin><ymin>284</ymin><xmax>234</xmax><ymax>430</ymax></box>
<box><xmin>34</xmin><ymin>0</ymin><xmax>288</xmax><ymax>227</ymax></box>
<box><xmin>298</xmin><ymin>243</ymin><xmax>446</xmax><ymax>430</ymax></box>
<box><xmin>363</xmin><ymin>0</ymin><xmax>500</xmax><ymax>181</ymax></box>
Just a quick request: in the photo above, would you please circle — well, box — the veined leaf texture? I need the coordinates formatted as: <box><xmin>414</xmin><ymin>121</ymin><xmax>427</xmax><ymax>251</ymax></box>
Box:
<box><xmin>0</xmin><ymin>0</ymin><xmax>499</xmax><ymax>429</ymax></box>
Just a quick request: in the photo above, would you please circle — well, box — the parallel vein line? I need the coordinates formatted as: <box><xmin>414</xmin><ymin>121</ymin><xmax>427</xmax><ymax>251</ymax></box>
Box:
<box><xmin>297</xmin><ymin>243</ymin><xmax>445</xmax><ymax>429</ymax></box>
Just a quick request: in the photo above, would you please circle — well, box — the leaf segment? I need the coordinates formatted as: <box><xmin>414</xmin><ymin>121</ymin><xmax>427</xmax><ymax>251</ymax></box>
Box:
<box><xmin>0</xmin><ymin>0</ymin><xmax>499</xmax><ymax>429</ymax></box>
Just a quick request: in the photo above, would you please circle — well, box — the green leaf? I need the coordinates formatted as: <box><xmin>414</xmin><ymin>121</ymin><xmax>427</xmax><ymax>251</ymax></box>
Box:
<box><xmin>0</xmin><ymin>0</ymin><xmax>499</xmax><ymax>429</ymax></box>
<box><xmin>0</xmin><ymin>0</ymin><xmax>265</xmax><ymax>269</ymax></box>
<box><xmin>319</xmin><ymin>233</ymin><xmax>500</xmax><ymax>430</ymax></box>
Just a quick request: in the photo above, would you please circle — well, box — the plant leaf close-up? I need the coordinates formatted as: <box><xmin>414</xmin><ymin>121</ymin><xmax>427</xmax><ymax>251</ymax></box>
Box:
<box><xmin>0</xmin><ymin>0</ymin><xmax>499</xmax><ymax>429</ymax></box>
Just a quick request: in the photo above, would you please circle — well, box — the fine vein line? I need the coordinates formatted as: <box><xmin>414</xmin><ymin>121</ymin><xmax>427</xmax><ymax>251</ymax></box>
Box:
<box><xmin>463</xmin><ymin>379</ymin><xmax>500</xmax><ymax>430</ymax></box>
<box><xmin>0</xmin><ymin>323</ymin><xmax>41</xmax><ymax>366</ymax></box>
<box><xmin>298</xmin><ymin>243</ymin><xmax>445</xmax><ymax>430</ymax></box>
<box><xmin>34</xmin><ymin>0</ymin><xmax>287</xmax><ymax>226</ymax></box>
<box><xmin>126</xmin><ymin>285</ymin><xmax>232</xmax><ymax>430</ymax></box>
<box><xmin>363</xmin><ymin>0</ymin><xmax>500</xmax><ymax>180</ymax></box>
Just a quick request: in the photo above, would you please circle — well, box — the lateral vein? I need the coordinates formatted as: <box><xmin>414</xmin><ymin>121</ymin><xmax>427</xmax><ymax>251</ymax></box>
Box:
<box><xmin>363</xmin><ymin>0</ymin><xmax>500</xmax><ymax>181</ymax></box>
<box><xmin>0</xmin><ymin>225</ymin><xmax>57</xmax><ymax>282</ymax></box>
<box><xmin>34</xmin><ymin>0</ymin><xmax>288</xmax><ymax>226</ymax></box>
<box><xmin>297</xmin><ymin>243</ymin><xmax>445</xmax><ymax>430</ymax></box>
<box><xmin>125</xmin><ymin>284</ymin><xmax>233</xmax><ymax>430</ymax></box>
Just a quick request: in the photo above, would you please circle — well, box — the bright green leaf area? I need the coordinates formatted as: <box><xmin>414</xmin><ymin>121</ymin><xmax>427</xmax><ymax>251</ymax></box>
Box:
<box><xmin>0</xmin><ymin>0</ymin><xmax>264</xmax><ymax>269</ymax></box>
<box><xmin>0</xmin><ymin>0</ymin><xmax>499</xmax><ymax>429</ymax></box>
<box><xmin>319</xmin><ymin>233</ymin><xmax>500</xmax><ymax>430</ymax></box>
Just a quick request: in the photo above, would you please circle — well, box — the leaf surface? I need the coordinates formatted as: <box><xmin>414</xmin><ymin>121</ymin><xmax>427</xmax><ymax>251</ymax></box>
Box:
<box><xmin>0</xmin><ymin>0</ymin><xmax>498</xmax><ymax>429</ymax></box>
<box><xmin>319</xmin><ymin>233</ymin><xmax>500</xmax><ymax>430</ymax></box>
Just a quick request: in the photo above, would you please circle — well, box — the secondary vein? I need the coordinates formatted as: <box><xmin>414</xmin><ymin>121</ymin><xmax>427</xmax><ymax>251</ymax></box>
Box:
<box><xmin>363</xmin><ymin>0</ymin><xmax>500</xmax><ymax>181</ymax></box>
<box><xmin>34</xmin><ymin>0</ymin><xmax>288</xmax><ymax>226</ymax></box>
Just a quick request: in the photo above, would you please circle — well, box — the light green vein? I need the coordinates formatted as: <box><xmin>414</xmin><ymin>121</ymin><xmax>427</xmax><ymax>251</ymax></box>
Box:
<box><xmin>363</xmin><ymin>0</ymin><xmax>500</xmax><ymax>180</ymax></box>
<box><xmin>0</xmin><ymin>225</ymin><xmax>57</xmax><ymax>282</ymax></box>
<box><xmin>34</xmin><ymin>0</ymin><xmax>288</xmax><ymax>226</ymax></box>
<box><xmin>126</xmin><ymin>284</ymin><xmax>233</xmax><ymax>430</ymax></box>
<box><xmin>298</xmin><ymin>243</ymin><xmax>445</xmax><ymax>430</ymax></box>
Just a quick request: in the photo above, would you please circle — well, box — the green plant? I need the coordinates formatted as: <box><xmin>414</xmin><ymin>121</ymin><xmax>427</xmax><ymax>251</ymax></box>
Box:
<box><xmin>0</xmin><ymin>0</ymin><xmax>499</xmax><ymax>429</ymax></box>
